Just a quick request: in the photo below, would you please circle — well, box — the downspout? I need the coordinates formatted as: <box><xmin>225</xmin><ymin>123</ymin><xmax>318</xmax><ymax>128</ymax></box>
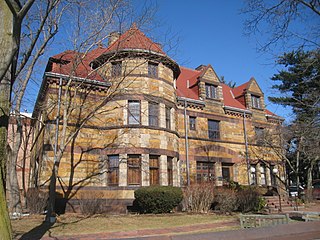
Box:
<box><xmin>243</xmin><ymin>112</ymin><xmax>250</xmax><ymax>185</ymax></box>
<box><xmin>184</xmin><ymin>100</ymin><xmax>190</xmax><ymax>186</ymax></box>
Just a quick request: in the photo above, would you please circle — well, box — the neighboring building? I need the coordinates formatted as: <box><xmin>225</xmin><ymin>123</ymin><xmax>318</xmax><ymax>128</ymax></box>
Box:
<box><xmin>31</xmin><ymin>25</ymin><xmax>284</xmax><ymax>213</ymax></box>
<box><xmin>7</xmin><ymin>113</ymin><xmax>33</xmax><ymax>209</ymax></box>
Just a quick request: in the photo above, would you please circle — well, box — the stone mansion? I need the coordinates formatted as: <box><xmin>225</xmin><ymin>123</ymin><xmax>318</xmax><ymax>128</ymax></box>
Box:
<box><xmin>31</xmin><ymin>25</ymin><xmax>284</xmax><ymax>212</ymax></box>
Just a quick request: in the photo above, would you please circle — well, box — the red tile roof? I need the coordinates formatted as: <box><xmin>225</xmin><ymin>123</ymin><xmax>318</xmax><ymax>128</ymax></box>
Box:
<box><xmin>231</xmin><ymin>81</ymin><xmax>249</xmax><ymax>97</ymax></box>
<box><xmin>221</xmin><ymin>84</ymin><xmax>246</xmax><ymax>110</ymax></box>
<box><xmin>47</xmin><ymin>24</ymin><xmax>166</xmax><ymax>81</ymax></box>
<box><xmin>176</xmin><ymin>67</ymin><xmax>202</xmax><ymax>100</ymax></box>
<box><xmin>101</xmin><ymin>24</ymin><xmax>165</xmax><ymax>55</ymax></box>
<box><xmin>177</xmin><ymin>66</ymin><xmax>280</xmax><ymax>117</ymax></box>
<box><xmin>48</xmin><ymin>47</ymin><xmax>107</xmax><ymax>81</ymax></box>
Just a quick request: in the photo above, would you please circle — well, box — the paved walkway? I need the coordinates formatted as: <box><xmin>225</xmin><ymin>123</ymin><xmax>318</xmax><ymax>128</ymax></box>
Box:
<box><xmin>41</xmin><ymin>220</ymin><xmax>320</xmax><ymax>240</ymax></box>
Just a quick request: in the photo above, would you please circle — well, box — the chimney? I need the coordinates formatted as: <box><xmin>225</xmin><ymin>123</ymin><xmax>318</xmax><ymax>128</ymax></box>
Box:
<box><xmin>195</xmin><ymin>64</ymin><xmax>207</xmax><ymax>71</ymax></box>
<box><xmin>108</xmin><ymin>32</ymin><xmax>120</xmax><ymax>46</ymax></box>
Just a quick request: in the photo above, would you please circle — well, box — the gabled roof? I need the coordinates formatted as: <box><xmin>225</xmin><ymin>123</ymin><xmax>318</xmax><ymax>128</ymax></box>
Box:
<box><xmin>176</xmin><ymin>67</ymin><xmax>202</xmax><ymax>100</ymax></box>
<box><xmin>221</xmin><ymin>84</ymin><xmax>246</xmax><ymax>110</ymax></box>
<box><xmin>47</xmin><ymin>47</ymin><xmax>107</xmax><ymax>81</ymax></box>
<box><xmin>232</xmin><ymin>81</ymin><xmax>249</xmax><ymax>97</ymax></box>
<box><xmin>176</xmin><ymin>66</ymin><xmax>281</xmax><ymax>118</ymax></box>
<box><xmin>101</xmin><ymin>24</ymin><xmax>164</xmax><ymax>55</ymax></box>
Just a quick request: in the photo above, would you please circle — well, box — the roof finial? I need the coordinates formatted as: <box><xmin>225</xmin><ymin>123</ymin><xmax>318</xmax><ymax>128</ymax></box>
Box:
<box><xmin>131</xmin><ymin>22</ymin><xmax>138</xmax><ymax>30</ymax></box>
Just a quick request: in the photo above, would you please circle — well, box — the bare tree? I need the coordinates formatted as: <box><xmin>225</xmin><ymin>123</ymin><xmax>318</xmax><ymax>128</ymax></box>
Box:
<box><xmin>25</xmin><ymin>1</ymin><xmax>161</xmax><ymax>221</ymax></box>
<box><xmin>242</xmin><ymin>0</ymin><xmax>320</xmax><ymax>51</ymax></box>
<box><xmin>7</xmin><ymin>0</ymin><xmax>63</xmax><ymax>216</ymax></box>
<box><xmin>0</xmin><ymin>0</ymin><xmax>35</xmax><ymax>237</ymax></box>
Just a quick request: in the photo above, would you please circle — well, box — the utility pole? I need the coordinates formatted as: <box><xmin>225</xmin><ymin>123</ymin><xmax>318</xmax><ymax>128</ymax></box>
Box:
<box><xmin>243</xmin><ymin>112</ymin><xmax>250</xmax><ymax>185</ymax></box>
<box><xmin>184</xmin><ymin>100</ymin><xmax>190</xmax><ymax>186</ymax></box>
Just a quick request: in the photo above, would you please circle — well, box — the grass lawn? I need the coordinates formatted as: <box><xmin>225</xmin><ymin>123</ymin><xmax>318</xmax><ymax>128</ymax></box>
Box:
<box><xmin>12</xmin><ymin>213</ymin><xmax>239</xmax><ymax>239</ymax></box>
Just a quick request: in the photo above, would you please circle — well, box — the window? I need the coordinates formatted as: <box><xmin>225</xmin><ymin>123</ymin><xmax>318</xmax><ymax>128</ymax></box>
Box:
<box><xmin>251</xmin><ymin>95</ymin><xmax>261</xmax><ymax>108</ymax></box>
<box><xmin>165</xmin><ymin>107</ymin><xmax>171</xmax><ymax>129</ymax></box>
<box><xmin>270</xmin><ymin>165</ymin><xmax>276</xmax><ymax>186</ymax></box>
<box><xmin>167</xmin><ymin>157</ymin><xmax>173</xmax><ymax>186</ymax></box>
<box><xmin>260</xmin><ymin>165</ymin><xmax>267</xmax><ymax>185</ymax></box>
<box><xmin>149</xmin><ymin>155</ymin><xmax>159</xmax><ymax>185</ymax></box>
<box><xmin>127</xmin><ymin>155</ymin><xmax>141</xmax><ymax>185</ymax></box>
<box><xmin>208</xmin><ymin>120</ymin><xmax>220</xmax><ymax>139</ymax></box>
<box><xmin>148</xmin><ymin>62</ymin><xmax>158</xmax><ymax>78</ymax></box>
<box><xmin>255</xmin><ymin>127</ymin><xmax>264</xmax><ymax>145</ymax></box>
<box><xmin>196</xmin><ymin>161</ymin><xmax>215</xmax><ymax>183</ymax></box>
<box><xmin>111</xmin><ymin>62</ymin><xmax>122</xmax><ymax>77</ymax></box>
<box><xmin>205</xmin><ymin>84</ymin><xmax>217</xmax><ymax>99</ymax></box>
<box><xmin>128</xmin><ymin>100</ymin><xmax>140</xmax><ymax>125</ymax></box>
<box><xmin>222</xmin><ymin>163</ymin><xmax>233</xmax><ymax>184</ymax></box>
<box><xmin>108</xmin><ymin>155</ymin><xmax>119</xmax><ymax>185</ymax></box>
<box><xmin>148</xmin><ymin>102</ymin><xmax>159</xmax><ymax>127</ymax></box>
<box><xmin>189</xmin><ymin>116</ymin><xmax>196</xmax><ymax>130</ymax></box>
<box><xmin>250</xmin><ymin>165</ymin><xmax>257</xmax><ymax>185</ymax></box>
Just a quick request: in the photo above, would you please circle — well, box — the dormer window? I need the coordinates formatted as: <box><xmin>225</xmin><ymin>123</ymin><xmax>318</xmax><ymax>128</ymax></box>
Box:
<box><xmin>148</xmin><ymin>62</ymin><xmax>158</xmax><ymax>78</ymax></box>
<box><xmin>251</xmin><ymin>95</ymin><xmax>261</xmax><ymax>109</ymax></box>
<box><xmin>205</xmin><ymin>84</ymin><xmax>218</xmax><ymax>99</ymax></box>
<box><xmin>111</xmin><ymin>62</ymin><xmax>122</xmax><ymax>77</ymax></box>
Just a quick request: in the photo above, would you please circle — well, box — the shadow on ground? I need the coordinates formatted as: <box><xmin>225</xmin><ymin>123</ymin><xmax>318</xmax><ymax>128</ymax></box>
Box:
<box><xmin>18</xmin><ymin>221</ymin><xmax>54</xmax><ymax>240</ymax></box>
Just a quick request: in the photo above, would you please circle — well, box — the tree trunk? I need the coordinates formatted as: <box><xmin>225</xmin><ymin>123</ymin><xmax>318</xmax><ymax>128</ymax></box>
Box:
<box><xmin>0</xmin><ymin>1</ymin><xmax>13</xmax><ymax>238</ymax></box>
<box><xmin>306</xmin><ymin>162</ymin><xmax>314</xmax><ymax>202</ymax></box>
<box><xmin>7</xmin><ymin>116</ymin><xmax>23</xmax><ymax>214</ymax></box>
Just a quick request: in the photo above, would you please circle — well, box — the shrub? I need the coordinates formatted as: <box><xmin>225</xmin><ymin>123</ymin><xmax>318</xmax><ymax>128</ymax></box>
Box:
<box><xmin>214</xmin><ymin>188</ymin><xmax>238</xmax><ymax>213</ymax></box>
<box><xmin>237</xmin><ymin>186</ymin><xmax>265</xmax><ymax>213</ymax></box>
<box><xmin>26</xmin><ymin>188</ymin><xmax>48</xmax><ymax>214</ymax></box>
<box><xmin>134</xmin><ymin>186</ymin><xmax>183</xmax><ymax>214</ymax></box>
<box><xmin>182</xmin><ymin>183</ymin><xmax>215</xmax><ymax>213</ymax></box>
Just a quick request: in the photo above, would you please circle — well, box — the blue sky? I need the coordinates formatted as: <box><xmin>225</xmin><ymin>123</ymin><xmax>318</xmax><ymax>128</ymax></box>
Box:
<box><xmin>24</xmin><ymin>0</ymin><xmax>300</xmax><ymax>120</ymax></box>
<box><xmin>151</xmin><ymin>0</ymin><xmax>293</xmax><ymax>120</ymax></box>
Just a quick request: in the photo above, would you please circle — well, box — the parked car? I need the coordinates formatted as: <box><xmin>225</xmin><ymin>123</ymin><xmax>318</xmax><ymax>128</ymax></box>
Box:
<box><xmin>312</xmin><ymin>180</ymin><xmax>320</xmax><ymax>199</ymax></box>
<box><xmin>288</xmin><ymin>185</ymin><xmax>304</xmax><ymax>197</ymax></box>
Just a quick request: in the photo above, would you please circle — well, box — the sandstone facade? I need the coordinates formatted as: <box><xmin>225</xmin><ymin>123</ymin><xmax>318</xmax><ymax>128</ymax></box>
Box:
<box><xmin>31</xmin><ymin>25</ymin><xmax>284</xmax><ymax>212</ymax></box>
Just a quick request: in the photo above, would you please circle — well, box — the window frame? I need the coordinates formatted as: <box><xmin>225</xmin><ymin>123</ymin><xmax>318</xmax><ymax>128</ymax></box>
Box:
<box><xmin>128</xmin><ymin>100</ymin><xmax>141</xmax><ymax>125</ymax></box>
<box><xmin>127</xmin><ymin>154</ymin><xmax>141</xmax><ymax>186</ymax></box>
<box><xmin>108</xmin><ymin>155</ymin><xmax>119</xmax><ymax>186</ymax></box>
<box><xmin>196</xmin><ymin>161</ymin><xmax>215</xmax><ymax>183</ymax></box>
<box><xmin>148</xmin><ymin>62</ymin><xmax>158</xmax><ymax>78</ymax></box>
<box><xmin>165</xmin><ymin>107</ymin><xmax>171</xmax><ymax>129</ymax></box>
<box><xmin>254</xmin><ymin>127</ymin><xmax>265</xmax><ymax>145</ymax></box>
<box><xmin>208</xmin><ymin>119</ymin><xmax>220</xmax><ymax>140</ymax></box>
<box><xmin>111</xmin><ymin>61</ymin><xmax>122</xmax><ymax>77</ymax></box>
<box><xmin>149</xmin><ymin>155</ymin><xmax>160</xmax><ymax>185</ymax></box>
<box><xmin>251</xmin><ymin>95</ymin><xmax>261</xmax><ymax>109</ymax></box>
<box><xmin>189</xmin><ymin>116</ymin><xmax>196</xmax><ymax>130</ymax></box>
<box><xmin>205</xmin><ymin>84</ymin><xmax>218</xmax><ymax>99</ymax></box>
<box><xmin>250</xmin><ymin>164</ymin><xmax>257</xmax><ymax>185</ymax></box>
<box><xmin>222</xmin><ymin>163</ymin><xmax>233</xmax><ymax>185</ymax></box>
<box><xmin>167</xmin><ymin>157</ymin><xmax>173</xmax><ymax>186</ymax></box>
<box><xmin>148</xmin><ymin>102</ymin><xmax>159</xmax><ymax>127</ymax></box>
<box><xmin>260</xmin><ymin>164</ymin><xmax>267</xmax><ymax>186</ymax></box>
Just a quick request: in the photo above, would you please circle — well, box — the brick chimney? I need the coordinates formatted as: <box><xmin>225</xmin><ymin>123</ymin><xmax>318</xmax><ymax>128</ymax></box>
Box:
<box><xmin>195</xmin><ymin>64</ymin><xmax>207</xmax><ymax>71</ymax></box>
<box><xmin>108</xmin><ymin>32</ymin><xmax>120</xmax><ymax>46</ymax></box>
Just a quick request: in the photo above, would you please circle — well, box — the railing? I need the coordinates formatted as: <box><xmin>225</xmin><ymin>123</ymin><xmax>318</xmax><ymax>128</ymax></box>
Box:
<box><xmin>240</xmin><ymin>214</ymin><xmax>289</xmax><ymax>228</ymax></box>
<box><xmin>302</xmin><ymin>213</ymin><xmax>320</xmax><ymax>222</ymax></box>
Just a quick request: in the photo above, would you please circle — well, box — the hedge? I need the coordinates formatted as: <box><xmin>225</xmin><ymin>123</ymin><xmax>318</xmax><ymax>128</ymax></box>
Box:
<box><xmin>134</xmin><ymin>186</ymin><xmax>183</xmax><ymax>214</ymax></box>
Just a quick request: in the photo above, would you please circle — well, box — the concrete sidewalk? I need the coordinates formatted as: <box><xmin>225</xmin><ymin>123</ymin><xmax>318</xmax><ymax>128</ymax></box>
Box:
<box><xmin>167</xmin><ymin>221</ymin><xmax>320</xmax><ymax>240</ymax></box>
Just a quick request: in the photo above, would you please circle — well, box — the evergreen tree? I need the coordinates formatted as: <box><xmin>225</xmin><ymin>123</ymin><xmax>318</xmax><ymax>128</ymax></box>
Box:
<box><xmin>269</xmin><ymin>50</ymin><xmax>320</xmax><ymax>200</ymax></box>
<box><xmin>269</xmin><ymin>50</ymin><xmax>320</xmax><ymax>122</ymax></box>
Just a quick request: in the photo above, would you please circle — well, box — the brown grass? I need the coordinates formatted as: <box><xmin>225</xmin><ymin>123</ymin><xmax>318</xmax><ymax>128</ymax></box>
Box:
<box><xmin>12</xmin><ymin>213</ymin><xmax>238</xmax><ymax>239</ymax></box>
